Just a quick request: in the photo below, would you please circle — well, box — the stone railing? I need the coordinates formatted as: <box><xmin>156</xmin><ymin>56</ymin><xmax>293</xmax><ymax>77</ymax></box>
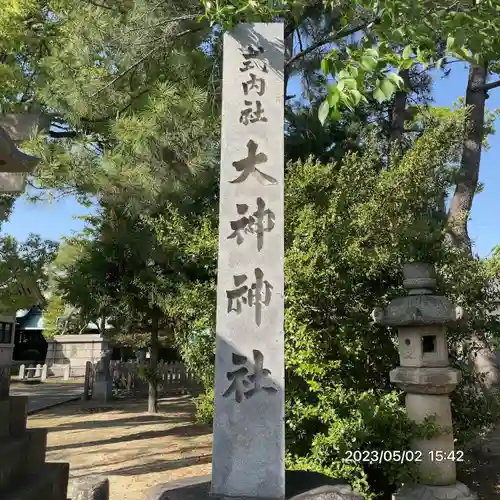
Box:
<box><xmin>18</xmin><ymin>363</ymin><xmax>71</xmax><ymax>382</ymax></box>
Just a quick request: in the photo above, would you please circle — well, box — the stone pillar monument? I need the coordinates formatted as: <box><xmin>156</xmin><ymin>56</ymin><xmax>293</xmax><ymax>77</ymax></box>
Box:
<box><xmin>373</xmin><ymin>263</ymin><xmax>475</xmax><ymax>500</ymax></box>
<box><xmin>93</xmin><ymin>349</ymin><xmax>113</xmax><ymax>402</ymax></box>
<box><xmin>211</xmin><ymin>22</ymin><xmax>285</xmax><ymax>500</ymax></box>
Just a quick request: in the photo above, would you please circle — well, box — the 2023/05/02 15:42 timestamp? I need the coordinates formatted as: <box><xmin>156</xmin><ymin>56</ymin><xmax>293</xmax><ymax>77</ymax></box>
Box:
<box><xmin>344</xmin><ymin>450</ymin><xmax>464</xmax><ymax>464</ymax></box>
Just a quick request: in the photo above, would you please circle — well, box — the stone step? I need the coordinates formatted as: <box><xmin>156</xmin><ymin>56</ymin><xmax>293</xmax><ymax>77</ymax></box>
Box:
<box><xmin>0</xmin><ymin>429</ymin><xmax>47</xmax><ymax>491</ymax></box>
<box><xmin>2</xmin><ymin>462</ymin><xmax>69</xmax><ymax>500</ymax></box>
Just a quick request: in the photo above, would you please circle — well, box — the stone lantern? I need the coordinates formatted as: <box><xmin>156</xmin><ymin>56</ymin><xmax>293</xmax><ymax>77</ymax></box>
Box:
<box><xmin>0</xmin><ymin>123</ymin><xmax>40</xmax><ymax>193</ymax></box>
<box><xmin>372</xmin><ymin>263</ymin><xmax>475</xmax><ymax>500</ymax></box>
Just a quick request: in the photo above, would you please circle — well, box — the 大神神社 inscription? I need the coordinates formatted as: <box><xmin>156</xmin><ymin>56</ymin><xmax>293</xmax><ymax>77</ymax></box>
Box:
<box><xmin>226</xmin><ymin>268</ymin><xmax>273</xmax><ymax>326</ymax></box>
<box><xmin>212</xmin><ymin>23</ymin><xmax>285</xmax><ymax>500</ymax></box>
<box><xmin>227</xmin><ymin>197</ymin><xmax>275</xmax><ymax>251</ymax></box>
<box><xmin>230</xmin><ymin>139</ymin><xmax>277</xmax><ymax>185</ymax></box>
<box><xmin>222</xmin><ymin>350</ymin><xmax>278</xmax><ymax>403</ymax></box>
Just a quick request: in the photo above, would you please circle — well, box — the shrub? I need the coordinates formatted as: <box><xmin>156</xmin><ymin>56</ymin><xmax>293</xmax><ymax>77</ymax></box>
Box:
<box><xmin>195</xmin><ymin>387</ymin><xmax>215</xmax><ymax>426</ymax></box>
<box><xmin>179</xmin><ymin>117</ymin><xmax>500</xmax><ymax>497</ymax></box>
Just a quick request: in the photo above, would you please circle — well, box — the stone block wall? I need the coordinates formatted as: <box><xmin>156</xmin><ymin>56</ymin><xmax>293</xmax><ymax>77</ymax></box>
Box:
<box><xmin>0</xmin><ymin>395</ymin><xmax>69</xmax><ymax>499</ymax></box>
<box><xmin>45</xmin><ymin>334</ymin><xmax>108</xmax><ymax>377</ymax></box>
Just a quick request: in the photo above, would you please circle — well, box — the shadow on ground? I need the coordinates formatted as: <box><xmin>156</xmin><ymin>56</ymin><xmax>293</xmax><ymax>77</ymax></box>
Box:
<box><xmin>51</xmin><ymin>413</ymin><xmax>190</xmax><ymax>432</ymax></box>
<box><xmin>74</xmin><ymin>454</ymin><xmax>212</xmax><ymax>477</ymax></box>
<box><xmin>48</xmin><ymin>423</ymin><xmax>210</xmax><ymax>452</ymax></box>
<box><xmin>38</xmin><ymin>395</ymin><xmax>193</xmax><ymax>420</ymax></box>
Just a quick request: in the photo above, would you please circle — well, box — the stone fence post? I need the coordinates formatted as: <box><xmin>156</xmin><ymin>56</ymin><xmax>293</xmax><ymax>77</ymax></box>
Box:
<box><xmin>63</xmin><ymin>364</ymin><xmax>71</xmax><ymax>381</ymax></box>
<box><xmin>41</xmin><ymin>364</ymin><xmax>48</xmax><ymax>382</ymax></box>
<box><xmin>373</xmin><ymin>263</ymin><xmax>475</xmax><ymax>500</ymax></box>
<box><xmin>83</xmin><ymin>361</ymin><xmax>93</xmax><ymax>401</ymax></box>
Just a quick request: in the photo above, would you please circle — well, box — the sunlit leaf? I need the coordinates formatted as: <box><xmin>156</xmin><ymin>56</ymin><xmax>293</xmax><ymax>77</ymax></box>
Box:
<box><xmin>318</xmin><ymin>100</ymin><xmax>330</xmax><ymax>125</ymax></box>
<box><xmin>373</xmin><ymin>86</ymin><xmax>386</xmax><ymax>103</ymax></box>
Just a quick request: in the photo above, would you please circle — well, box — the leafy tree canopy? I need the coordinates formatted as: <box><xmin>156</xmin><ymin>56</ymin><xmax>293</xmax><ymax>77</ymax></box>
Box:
<box><xmin>0</xmin><ymin>233</ymin><xmax>58</xmax><ymax>314</ymax></box>
<box><xmin>198</xmin><ymin>0</ymin><xmax>500</xmax><ymax>121</ymax></box>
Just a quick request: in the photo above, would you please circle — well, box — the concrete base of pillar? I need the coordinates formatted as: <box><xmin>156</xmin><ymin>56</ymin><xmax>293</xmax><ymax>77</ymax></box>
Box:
<box><xmin>147</xmin><ymin>471</ymin><xmax>363</xmax><ymax>500</ymax></box>
<box><xmin>393</xmin><ymin>482</ymin><xmax>476</xmax><ymax>500</ymax></box>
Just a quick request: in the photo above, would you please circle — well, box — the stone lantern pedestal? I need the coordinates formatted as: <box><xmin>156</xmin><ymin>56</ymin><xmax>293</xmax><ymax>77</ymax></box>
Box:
<box><xmin>373</xmin><ymin>263</ymin><xmax>475</xmax><ymax>500</ymax></box>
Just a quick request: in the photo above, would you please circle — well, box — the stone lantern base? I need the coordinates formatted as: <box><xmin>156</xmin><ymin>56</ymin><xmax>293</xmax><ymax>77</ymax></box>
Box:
<box><xmin>393</xmin><ymin>482</ymin><xmax>476</xmax><ymax>500</ymax></box>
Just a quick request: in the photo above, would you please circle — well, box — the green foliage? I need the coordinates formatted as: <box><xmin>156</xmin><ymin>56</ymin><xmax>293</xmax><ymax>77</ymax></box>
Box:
<box><xmin>285</xmin><ymin>391</ymin><xmax>420</xmax><ymax>498</ymax></box>
<box><xmin>0</xmin><ymin>0</ymin><xmax>216</xmax><ymax>200</ymax></box>
<box><xmin>198</xmin><ymin>0</ymin><xmax>500</xmax><ymax>120</ymax></box>
<box><xmin>194</xmin><ymin>387</ymin><xmax>215</xmax><ymax>425</ymax></box>
<box><xmin>0</xmin><ymin>234</ymin><xmax>57</xmax><ymax>313</ymax></box>
<box><xmin>487</xmin><ymin>245</ymin><xmax>500</xmax><ymax>277</ymax></box>
<box><xmin>143</xmin><ymin>205</ymin><xmax>218</xmax><ymax>387</ymax></box>
<box><xmin>282</xmin><ymin>119</ymin><xmax>465</xmax><ymax>496</ymax></box>
<box><xmin>6</xmin><ymin>0</ymin><xmax>499</xmax><ymax>494</ymax></box>
<box><xmin>42</xmin><ymin>294</ymin><xmax>64</xmax><ymax>338</ymax></box>
<box><xmin>138</xmin><ymin>364</ymin><xmax>163</xmax><ymax>385</ymax></box>
<box><xmin>185</xmin><ymin>114</ymin><xmax>499</xmax><ymax>497</ymax></box>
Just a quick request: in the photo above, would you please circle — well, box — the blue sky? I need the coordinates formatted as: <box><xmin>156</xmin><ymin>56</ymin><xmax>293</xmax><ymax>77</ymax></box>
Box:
<box><xmin>3</xmin><ymin>63</ymin><xmax>499</xmax><ymax>258</ymax></box>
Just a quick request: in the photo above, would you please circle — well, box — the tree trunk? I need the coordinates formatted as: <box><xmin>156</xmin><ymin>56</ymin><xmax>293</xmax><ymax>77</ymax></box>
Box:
<box><xmin>390</xmin><ymin>69</ymin><xmax>410</xmax><ymax>149</ymax></box>
<box><xmin>447</xmin><ymin>64</ymin><xmax>487</xmax><ymax>251</ymax></box>
<box><xmin>284</xmin><ymin>28</ymin><xmax>294</xmax><ymax>96</ymax></box>
<box><xmin>148</xmin><ymin>316</ymin><xmax>159</xmax><ymax>413</ymax></box>
<box><xmin>447</xmin><ymin>64</ymin><xmax>500</xmax><ymax>390</ymax></box>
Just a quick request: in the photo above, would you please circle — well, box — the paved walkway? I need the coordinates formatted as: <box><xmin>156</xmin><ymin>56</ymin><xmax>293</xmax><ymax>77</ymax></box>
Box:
<box><xmin>10</xmin><ymin>380</ymin><xmax>84</xmax><ymax>413</ymax></box>
<box><xmin>28</xmin><ymin>396</ymin><xmax>212</xmax><ymax>500</ymax></box>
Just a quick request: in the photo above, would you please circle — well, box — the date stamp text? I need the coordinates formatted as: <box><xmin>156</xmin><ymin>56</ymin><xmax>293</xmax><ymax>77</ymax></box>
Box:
<box><xmin>344</xmin><ymin>450</ymin><xmax>464</xmax><ymax>464</ymax></box>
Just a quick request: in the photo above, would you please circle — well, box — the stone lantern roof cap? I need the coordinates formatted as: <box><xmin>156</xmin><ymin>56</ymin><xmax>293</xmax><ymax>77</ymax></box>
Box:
<box><xmin>0</xmin><ymin>126</ymin><xmax>39</xmax><ymax>173</ymax></box>
<box><xmin>372</xmin><ymin>262</ymin><xmax>467</xmax><ymax>327</ymax></box>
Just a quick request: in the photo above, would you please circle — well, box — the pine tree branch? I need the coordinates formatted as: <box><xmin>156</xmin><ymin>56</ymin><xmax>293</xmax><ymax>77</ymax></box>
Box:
<box><xmin>297</xmin><ymin>31</ymin><xmax>304</xmax><ymax>53</ymax></box>
<box><xmin>87</xmin><ymin>0</ymin><xmax>115</xmax><ymax>10</ymax></box>
<box><xmin>126</xmin><ymin>14</ymin><xmax>201</xmax><ymax>33</ymax></box>
<box><xmin>90</xmin><ymin>27</ymin><xmax>204</xmax><ymax>98</ymax></box>
<box><xmin>90</xmin><ymin>47</ymin><xmax>158</xmax><ymax>98</ymax></box>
